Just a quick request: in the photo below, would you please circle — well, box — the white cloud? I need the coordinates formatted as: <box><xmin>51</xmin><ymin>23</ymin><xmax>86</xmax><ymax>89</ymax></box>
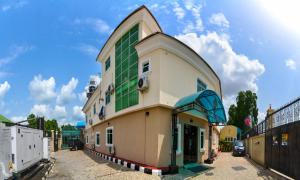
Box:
<box><xmin>173</xmin><ymin>2</ymin><xmax>185</xmax><ymax>20</ymax></box>
<box><xmin>74</xmin><ymin>18</ymin><xmax>111</xmax><ymax>34</ymax></box>
<box><xmin>11</xmin><ymin>116</ymin><xmax>26</xmax><ymax>122</ymax></box>
<box><xmin>175</xmin><ymin>32</ymin><xmax>265</xmax><ymax>101</ymax></box>
<box><xmin>52</xmin><ymin>105</ymin><xmax>67</xmax><ymax>119</ymax></box>
<box><xmin>30</xmin><ymin>104</ymin><xmax>50</xmax><ymax>117</ymax></box>
<box><xmin>1</xmin><ymin>0</ymin><xmax>27</xmax><ymax>12</ymax></box>
<box><xmin>73</xmin><ymin>106</ymin><xmax>85</xmax><ymax>121</ymax></box>
<box><xmin>209</xmin><ymin>13</ymin><xmax>230</xmax><ymax>28</ymax></box>
<box><xmin>180</xmin><ymin>0</ymin><xmax>204</xmax><ymax>33</ymax></box>
<box><xmin>0</xmin><ymin>45</ymin><xmax>34</xmax><ymax>67</ymax></box>
<box><xmin>258</xmin><ymin>111</ymin><xmax>266</xmax><ymax>123</ymax></box>
<box><xmin>29</xmin><ymin>75</ymin><xmax>56</xmax><ymax>103</ymax></box>
<box><xmin>0</xmin><ymin>81</ymin><xmax>10</xmax><ymax>98</ymax></box>
<box><xmin>57</xmin><ymin>77</ymin><xmax>78</xmax><ymax>105</ymax></box>
<box><xmin>285</xmin><ymin>59</ymin><xmax>297</xmax><ymax>70</ymax></box>
<box><xmin>77</xmin><ymin>44</ymin><xmax>98</xmax><ymax>57</ymax></box>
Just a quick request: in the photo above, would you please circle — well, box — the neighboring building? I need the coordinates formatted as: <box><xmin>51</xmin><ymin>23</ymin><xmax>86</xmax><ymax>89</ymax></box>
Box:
<box><xmin>82</xmin><ymin>5</ymin><xmax>226</xmax><ymax>172</ymax></box>
<box><xmin>220</xmin><ymin>125</ymin><xmax>241</xmax><ymax>142</ymax></box>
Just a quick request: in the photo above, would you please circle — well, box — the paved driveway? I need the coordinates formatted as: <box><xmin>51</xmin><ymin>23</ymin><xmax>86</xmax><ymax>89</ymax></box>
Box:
<box><xmin>47</xmin><ymin>151</ymin><xmax>280</xmax><ymax>180</ymax></box>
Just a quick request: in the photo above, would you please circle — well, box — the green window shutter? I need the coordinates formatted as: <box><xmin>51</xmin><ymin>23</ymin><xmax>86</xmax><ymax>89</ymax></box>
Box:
<box><xmin>115</xmin><ymin>24</ymin><xmax>139</xmax><ymax>112</ymax></box>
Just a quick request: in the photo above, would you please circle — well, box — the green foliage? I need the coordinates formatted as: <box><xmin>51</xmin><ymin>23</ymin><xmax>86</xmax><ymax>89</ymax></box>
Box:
<box><xmin>219</xmin><ymin>140</ymin><xmax>233</xmax><ymax>152</ymax></box>
<box><xmin>27</xmin><ymin>114</ymin><xmax>59</xmax><ymax>131</ymax></box>
<box><xmin>227</xmin><ymin>90</ymin><xmax>259</xmax><ymax>132</ymax></box>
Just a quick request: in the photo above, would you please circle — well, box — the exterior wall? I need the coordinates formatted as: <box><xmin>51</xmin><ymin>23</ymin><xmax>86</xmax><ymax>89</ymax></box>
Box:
<box><xmin>85</xmin><ymin>106</ymin><xmax>172</xmax><ymax>167</ymax></box>
<box><xmin>245</xmin><ymin>134</ymin><xmax>265</xmax><ymax>166</ymax></box>
<box><xmin>84</xmin><ymin>85</ymin><xmax>102</xmax><ymax>129</ymax></box>
<box><xmin>220</xmin><ymin>125</ymin><xmax>238</xmax><ymax>141</ymax></box>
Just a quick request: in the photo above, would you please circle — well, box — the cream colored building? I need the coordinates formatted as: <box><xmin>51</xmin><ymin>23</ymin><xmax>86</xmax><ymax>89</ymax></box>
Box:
<box><xmin>82</xmin><ymin>5</ymin><xmax>226</xmax><ymax>173</ymax></box>
<box><xmin>220</xmin><ymin>125</ymin><xmax>241</xmax><ymax>142</ymax></box>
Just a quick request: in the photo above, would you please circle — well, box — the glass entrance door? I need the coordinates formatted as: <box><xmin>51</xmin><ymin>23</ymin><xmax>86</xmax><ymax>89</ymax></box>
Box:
<box><xmin>184</xmin><ymin>124</ymin><xmax>198</xmax><ymax>164</ymax></box>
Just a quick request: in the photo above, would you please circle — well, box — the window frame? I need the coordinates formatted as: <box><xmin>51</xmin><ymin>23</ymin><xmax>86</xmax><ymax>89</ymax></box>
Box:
<box><xmin>93</xmin><ymin>103</ymin><xmax>96</xmax><ymax>115</ymax></box>
<box><xmin>105</xmin><ymin>57</ymin><xmax>111</xmax><ymax>71</ymax></box>
<box><xmin>199</xmin><ymin>128</ymin><xmax>205</xmax><ymax>152</ymax></box>
<box><xmin>142</xmin><ymin>61</ymin><xmax>150</xmax><ymax>73</ymax></box>
<box><xmin>86</xmin><ymin>135</ymin><xmax>89</xmax><ymax>144</ymax></box>
<box><xmin>106</xmin><ymin>127</ymin><xmax>114</xmax><ymax>147</ymax></box>
<box><xmin>105</xmin><ymin>91</ymin><xmax>111</xmax><ymax>105</ymax></box>
<box><xmin>95</xmin><ymin>132</ymin><xmax>100</xmax><ymax>147</ymax></box>
<box><xmin>197</xmin><ymin>78</ymin><xmax>207</xmax><ymax>92</ymax></box>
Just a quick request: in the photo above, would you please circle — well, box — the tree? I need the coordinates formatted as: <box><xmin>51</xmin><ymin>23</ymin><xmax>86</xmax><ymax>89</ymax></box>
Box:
<box><xmin>27</xmin><ymin>114</ymin><xmax>37</xmax><ymax>129</ymax></box>
<box><xmin>227</xmin><ymin>90</ymin><xmax>259</xmax><ymax>132</ymax></box>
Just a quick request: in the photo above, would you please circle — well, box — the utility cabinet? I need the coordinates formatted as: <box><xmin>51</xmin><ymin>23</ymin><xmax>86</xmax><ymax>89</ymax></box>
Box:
<box><xmin>43</xmin><ymin>137</ymin><xmax>50</xmax><ymax>161</ymax></box>
<box><xmin>0</xmin><ymin>123</ymin><xmax>12</xmax><ymax>180</ymax></box>
<box><xmin>10</xmin><ymin>126</ymin><xmax>43</xmax><ymax>173</ymax></box>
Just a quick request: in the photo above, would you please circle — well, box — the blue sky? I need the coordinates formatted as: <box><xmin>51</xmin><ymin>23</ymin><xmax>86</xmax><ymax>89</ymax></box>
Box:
<box><xmin>0</xmin><ymin>0</ymin><xmax>300</xmax><ymax>124</ymax></box>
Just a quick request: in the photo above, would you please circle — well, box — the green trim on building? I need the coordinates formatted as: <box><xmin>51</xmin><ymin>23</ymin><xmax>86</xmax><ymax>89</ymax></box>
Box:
<box><xmin>0</xmin><ymin>114</ymin><xmax>12</xmax><ymax>124</ymax></box>
<box><xmin>115</xmin><ymin>23</ymin><xmax>139</xmax><ymax>112</ymax></box>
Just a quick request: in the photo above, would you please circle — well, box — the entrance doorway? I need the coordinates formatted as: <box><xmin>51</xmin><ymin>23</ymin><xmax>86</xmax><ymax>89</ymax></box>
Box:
<box><xmin>184</xmin><ymin>124</ymin><xmax>198</xmax><ymax>164</ymax></box>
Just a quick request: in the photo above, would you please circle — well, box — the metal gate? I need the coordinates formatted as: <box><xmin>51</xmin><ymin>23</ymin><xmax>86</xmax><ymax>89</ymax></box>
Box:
<box><xmin>265</xmin><ymin>97</ymin><xmax>300</xmax><ymax>179</ymax></box>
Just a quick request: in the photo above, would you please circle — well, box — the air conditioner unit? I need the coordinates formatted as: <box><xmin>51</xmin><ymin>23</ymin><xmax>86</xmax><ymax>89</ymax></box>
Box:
<box><xmin>108</xmin><ymin>83</ymin><xmax>115</xmax><ymax>94</ymax></box>
<box><xmin>98</xmin><ymin>106</ymin><xmax>105</xmax><ymax>120</ymax></box>
<box><xmin>89</xmin><ymin>119</ymin><xmax>93</xmax><ymax>125</ymax></box>
<box><xmin>137</xmin><ymin>74</ymin><xmax>149</xmax><ymax>92</ymax></box>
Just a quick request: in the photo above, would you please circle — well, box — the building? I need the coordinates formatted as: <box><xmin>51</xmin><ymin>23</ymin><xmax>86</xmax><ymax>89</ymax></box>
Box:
<box><xmin>220</xmin><ymin>125</ymin><xmax>241</xmax><ymax>142</ymax></box>
<box><xmin>82</xmin><ymin>5</ymin><xmax>226</xmax><ymax>173</ymax></box>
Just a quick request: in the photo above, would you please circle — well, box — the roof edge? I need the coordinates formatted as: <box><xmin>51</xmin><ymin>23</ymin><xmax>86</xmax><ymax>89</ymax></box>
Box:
<box><xmin>96</xmin><ymin>5</ymin><xmax>162</xmax><ymax>62</ymax></box>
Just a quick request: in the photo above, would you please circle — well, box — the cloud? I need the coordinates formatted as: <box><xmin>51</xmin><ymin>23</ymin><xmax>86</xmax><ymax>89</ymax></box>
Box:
<box><xmin>77</xmin><ymin>44</ymin><xmax>98</xmax><ymax>57</ymax></box>
<box><xmin>258</xmin><ymin>111</ymin><xmax>266</xmax><ymax>123</ymax></box>
<box><xmin>29</xmin><ymin>75</ymin><xmax>56</xmax><ymax>103</ymax></box>
<box><xmin>1</xmin><ymin>0</ymin><xmax>27</xmax><ymax>12</ymax></box>
<box><xmin>285</xmin><ymin>59</ymin><xmax>297</xmax><ymax>70</ymax></box>
<box><xmin>173</xmin><ymin>2</ymin><xmax>185</xmax><ymax>20</ymax></box>
<box><xmin>0</xmin><ymin>45</ymin><xmax>34</xmax><ymax>67</ymax></box>
<box><xmin>175</xmin><ymin>32</ymin><xmax>265</xmax><ymax>100</ymax></box>
<box><xmin>57</xmin><ymin>77</ymin><xmax>78</xmax><ymax>105</ymax></box>
<box><xmin>179</xmin><ymin>0</ymin><xmax>204</xmax><ymax>33</ymax></box>
<box><xmin>74</xmin><ymin>18</ymin><xmax>111</xmax><ymax>34</ymax></box>
<box><xmin>52</xmin><ymin>105</ymin><xmax>67</xmax><ymax>119</ymax></box>
<box><xmin>30</xmin><ymin>104</ymin><xmax>50</xmax><ymax>117</ymax></box>
<box><xmin>11</xmin><ymin>116</ymin><xmax>26</xmax><ymax>122</ymax></box>
<box><xmin>73</xmin><ymin>106</ymin><xmax>85</xmax><ymax>121</ymax></box>
<box><xmin>209</xmin><ymin>13</ymin><xmax>230</xmax><ymax>28</ymax></box>
<box><xmin>0</xmin><ymin>81</ymin><xmax>10</xmax><ymax>98</ymax></box>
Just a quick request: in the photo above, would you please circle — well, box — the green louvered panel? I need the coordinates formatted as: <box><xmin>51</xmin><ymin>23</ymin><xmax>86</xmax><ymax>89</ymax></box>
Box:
<box><xmin>115</xmin><ymin>24</ymin><xmax>139</xmax><ymax>112</ymax></box>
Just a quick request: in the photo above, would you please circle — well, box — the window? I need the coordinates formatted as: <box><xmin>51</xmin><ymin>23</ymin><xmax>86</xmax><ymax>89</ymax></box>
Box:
<box><xmin>142</xmin><ymin>61</ymin><xmax>150</xmax><ymax>73</ymax></box>
<box><xmin>115</xmin><ymin>24</ymin><xmax>139</xmax><ymax>111</ymax></box>
<box><xmin>106</xmin><ymin>127</ymin><xmax>113</xmax><ymax>146</ymax></box>
<box><xmin>176</xmin><ymin>123</ymin><xmax>182</xmax><ymax>154</ymax></box>
<box><xmin>93</xmin><ymin>104</ymin><xmax>96</xmax><ymax>115</ymax></box>
<box><xmin>85</xmin><ymin>115</ymin><xmax>88</xmax><ymax>124</ymax></box>
<box><xmin>105</xmin><ymin>57</ymin><xmax>111</xmax><ymax>71</ymax></box>
<box><xmin>199</xmin><ymin>128</ymin><xmax>205</xmax><ymax>152</ymax></box>
<box><xmin>105</xmin><ymin>91</ymin><xmax>110</xmax><ymax>104</ymax></box>
<box><xmin>86</xmin><ymin>135</ymin><xmax>89</xmax><ymax>144</ymax></box>
<box><xmin>197</xmin><ymin>78</ymin><xmax>207</xmax><ymax>92</ymax></box>
<box><xmin>95</xmin><ymin>132</ymin><xmax>100</xmax><ymax>146</ymax></box>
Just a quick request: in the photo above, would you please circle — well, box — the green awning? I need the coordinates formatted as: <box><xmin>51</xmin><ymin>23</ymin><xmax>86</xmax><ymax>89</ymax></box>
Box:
<box><xmin>0</xmin><ymin>114</ymin><xmax>12</xmax><ymax>124</ymax></box>
<box><xmin>174</xmin><ymin>90</ymin><xmax>227</xmax><ymax>124</ymax></box>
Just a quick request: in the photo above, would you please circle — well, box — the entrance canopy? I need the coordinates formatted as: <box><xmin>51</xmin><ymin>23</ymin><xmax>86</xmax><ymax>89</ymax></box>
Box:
<box><xmin>174</xmin><ymin>90</ymin><xmax>227</xmax><ymax>125</ymax></box>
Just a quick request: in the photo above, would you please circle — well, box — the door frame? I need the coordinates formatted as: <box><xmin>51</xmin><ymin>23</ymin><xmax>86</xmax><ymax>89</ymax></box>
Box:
<box><xmin>183</xmin><ymin>123</ymin><xmax>198</xmax><ymax>164</ymax></box>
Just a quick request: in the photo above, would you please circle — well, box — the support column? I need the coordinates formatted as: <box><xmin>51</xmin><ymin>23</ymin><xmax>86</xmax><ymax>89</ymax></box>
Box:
<box><xmin>205</xmin><ymin>124</ymin><xmax>213</xmax><ymax>164</ymax></box>
<box><xmin>170</xmin><ymin>113</ymin><xmax>179</xmax><ymax>174</ymax></box>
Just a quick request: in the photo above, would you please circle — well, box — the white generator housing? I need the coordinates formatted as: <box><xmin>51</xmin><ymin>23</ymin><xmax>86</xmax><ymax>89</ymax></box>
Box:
<box><xmin>0</xmin><ymin>123</ymin><xmax>12</xmax><ymax>180</ymax></box>
<box><xmin>10</xmin><ymin>126</ymin><xmax>43</xmax><ymax>173</ymax></box>
<box><xmin>43</xmin><ymin>137</ymin><xmax>50</xmax><ymax>161</ymax></box>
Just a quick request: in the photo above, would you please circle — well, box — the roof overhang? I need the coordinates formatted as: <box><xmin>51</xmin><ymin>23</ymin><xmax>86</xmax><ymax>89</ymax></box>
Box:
<box><xmin>174</xmin><ymin>90</ymin><xmax>227</xmax><ymax>125</ymax></box>
<box><xmin>96</xmin><ymin>5</ymin><xmax>162</xmax><ymax>62</ymax></box>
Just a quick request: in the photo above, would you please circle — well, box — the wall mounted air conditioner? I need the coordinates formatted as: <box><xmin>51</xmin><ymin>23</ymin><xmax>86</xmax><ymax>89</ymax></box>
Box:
<box><xmin>89</xmin><ymin>119</ymin><xmax>93</xmax><ymax>125</ymax></box>
<box><xmin>98</xmin><ymin>106</ymin><xmax>105</xmax><ymax>120</ymax></box>
<box><xmin>107</xmin><ymin>83</ymin><xmax>115</xmax><ymax>95</ymax></box>
<box><xmin>137</xmin><ymin>74</ymin><xmax>149</xmax><ymax>92</ymax></box>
